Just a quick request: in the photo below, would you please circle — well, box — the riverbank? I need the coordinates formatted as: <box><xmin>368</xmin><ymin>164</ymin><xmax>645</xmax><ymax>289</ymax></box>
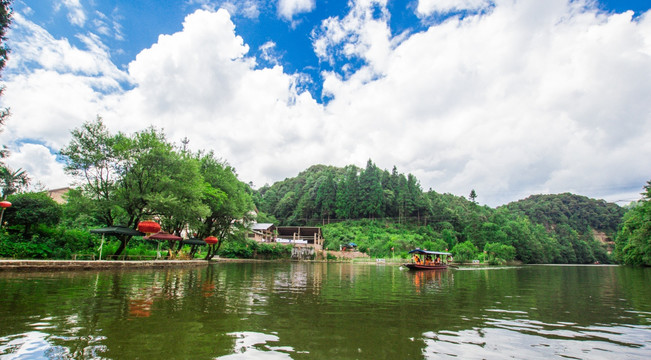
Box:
<box><xmin>0</xmin><ymin>259</ymin><xmax>214</xmax><ymax>271</ymax></box>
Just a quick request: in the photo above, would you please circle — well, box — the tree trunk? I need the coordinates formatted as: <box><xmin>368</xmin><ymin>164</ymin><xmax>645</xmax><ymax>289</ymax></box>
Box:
<box><xmin>204</xmin><ymin>245</ymin><xmax>215</xmax><ymax>261</ymax></box>
<box><xmin>113</xmin><ymin>237</ymin><xmax>130</xmax><ymax>258</ymax></box>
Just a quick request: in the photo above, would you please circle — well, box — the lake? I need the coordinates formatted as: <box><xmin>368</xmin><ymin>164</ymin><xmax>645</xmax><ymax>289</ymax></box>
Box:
<box><xmin>0</xmin><ymin>263</ymin><xmax>649</xmax><ymax>359</ymax></box>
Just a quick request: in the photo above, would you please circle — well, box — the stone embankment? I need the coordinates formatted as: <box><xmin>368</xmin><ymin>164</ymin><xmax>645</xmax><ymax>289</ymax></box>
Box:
<box><xmin>324</xmin><ymin>250</ymin><xmax>370</xmax><ymax>260</ymax></box>
<box><xmin>0</xmin><ymin>259</ymin><xmax>211</xmax><ymax>271</ymax></box>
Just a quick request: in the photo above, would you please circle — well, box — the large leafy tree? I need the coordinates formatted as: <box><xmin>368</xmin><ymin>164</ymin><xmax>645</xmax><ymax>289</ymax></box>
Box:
<box><xmin>61</xmin><ymin>118</ymin><xmax>211</xmax><ymax>256</ymax></box>
<box><xmin>196</xmin><ymin>151</ymin><xmax>254</xmax><ymax>260</ymax></box>
<box><xmin>113</xmin><ymin>128</ymin><xmax>206</xmax><ymax>227</ymax></box>
<box><xmin>60</xmin><ymin>117</ymin><xmax>121</xmax><ymax>226</ymax></box>
<box><xmin>145</xmin><ymin>153</ymin><xmax>210</xmax><ymax>237</ymax></box>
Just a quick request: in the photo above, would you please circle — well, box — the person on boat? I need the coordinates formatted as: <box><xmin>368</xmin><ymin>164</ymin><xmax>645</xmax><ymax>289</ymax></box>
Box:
<box><xmin>435</xmin><ymin>256</ymin><xmax>441</xmax><ymax>264</ymax></box>
<box><xmin>425</xmin><ymin>255</ymin><xmax>432</xmax><ymax>265</ymax></box>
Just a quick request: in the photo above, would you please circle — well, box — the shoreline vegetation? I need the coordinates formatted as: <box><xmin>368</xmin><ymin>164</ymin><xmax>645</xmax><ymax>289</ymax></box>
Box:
<box><xmin>0</xmin><ymin>118</ymin><xmax>648</xmax><ymax>266</ymax></box>
<box><xmin>0</xmin><ymin>257</ymin><xmax>620</xmax><ymax>273</ymax></box>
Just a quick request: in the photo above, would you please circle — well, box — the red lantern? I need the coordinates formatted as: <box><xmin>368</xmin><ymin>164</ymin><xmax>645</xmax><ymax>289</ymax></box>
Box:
<box><xmin>0</xmin><ymin>201</ymin><xmax>11</xmax><ymax>208</ymax></box>
<box><xmin>204</xmin><ymin>236</ymin><xmax>218</xmax><ymax>245</ymax></box>
<box><xmin>137</xmin><ymin>220</ymin><xmax>161</xmax><ymax>235</ymax></box>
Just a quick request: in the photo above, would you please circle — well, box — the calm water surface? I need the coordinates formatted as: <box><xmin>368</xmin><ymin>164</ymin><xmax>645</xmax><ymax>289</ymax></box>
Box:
<box><xmin>0</xmin><ymin>263</ymin><xmax>649</xmax><ymax>359</ymax></box>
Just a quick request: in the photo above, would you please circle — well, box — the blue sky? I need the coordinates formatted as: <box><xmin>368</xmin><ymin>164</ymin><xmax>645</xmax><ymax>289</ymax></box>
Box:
<box><xmin>1</xmin><ymin>0</ymin><xmax>651</xmax><ymax>206</ymax></box>
<box><xmin>16</xmin><ymin>0</ymin><xmax>649</xmax><ymax>99</ymax></box>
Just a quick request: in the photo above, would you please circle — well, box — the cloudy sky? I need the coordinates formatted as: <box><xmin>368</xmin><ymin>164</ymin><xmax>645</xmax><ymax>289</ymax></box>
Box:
<box><xmin>1</xmin><ymin>0</ymin><xmax>650</xmax><ymax>207</ymax></box>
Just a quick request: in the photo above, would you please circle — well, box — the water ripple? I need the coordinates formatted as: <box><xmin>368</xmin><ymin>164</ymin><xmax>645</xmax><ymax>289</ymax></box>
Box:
<box><xmin>422</xmin><ymin>318</ymin><xmax>651</xmax><ymax>359</ymax></box>
<box><xmin>216</xmin><ymin>332</ymin><xmax>308</xmax><ymax>359</ymax></box>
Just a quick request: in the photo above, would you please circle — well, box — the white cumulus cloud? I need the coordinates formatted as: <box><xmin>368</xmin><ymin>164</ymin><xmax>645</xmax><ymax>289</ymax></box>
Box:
<box><xmin>4</xmin><ymin>143</ymin><xmax>73</xmax><ymax>191</ymax></box>
<box><xmin>314</xmin><ymin>0</ymin><xmax>651</xmax><ymax>205</ymax></box>
<box><xmin>278</xmin><ymin>0</ymin><xmax>316</xmax><ymax>20</ymax></box>
<box><xmin>59</xmin><ymin>0</ymin><xmax>87</xmax><ymax>27</ymax></box>
<box><xmin>417</xmin><ymin>0</ymin><xmax>492</xmax><ymax>16</ymax></box>
<box><xmin>1</xmin><ymin>1</ymin><xmax>650</xmax><ymax>206</ymax></box>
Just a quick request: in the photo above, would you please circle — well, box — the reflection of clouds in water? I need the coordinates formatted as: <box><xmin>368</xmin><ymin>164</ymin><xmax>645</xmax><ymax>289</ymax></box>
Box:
<box><xmin>217</xmin><ymin>332</ymin><xmax>307</xmax><ymax>359</ymax></box>
<box><xmin>0</xmin><ymin>331</ymin><xmax>53</xmax><ymax>359</ymax></box>
<box><xmin>421</xmin><ymin>318</ymin><xmax>651</xmax><ymax>359</ymax></box>
<box><xmin>0</xmin><ymin>330</ymin><xmax>107</xmax><ymax>359</ymax></box>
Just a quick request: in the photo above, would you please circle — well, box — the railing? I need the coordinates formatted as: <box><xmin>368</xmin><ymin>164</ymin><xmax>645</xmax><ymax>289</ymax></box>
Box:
<box><xmin>71</xmin><ymin>254</ymin><xmax>96</xmax><ymax>260</ymax></box>
<box><xmin>73</xmin><ymin>254</ymin><xmax>162</xmax><ymax>261</ymax></box>
<box><xmin>113</xmin><ymin>255</ymin><xmax>160</xmax><ymax>261</ymax></box>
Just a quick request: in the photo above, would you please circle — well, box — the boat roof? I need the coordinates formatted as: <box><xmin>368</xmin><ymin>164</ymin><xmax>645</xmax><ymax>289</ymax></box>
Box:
<box><xmin>408</xmin><ymin>249</ymin><xmax>452</xmax><ymax>255</ymax></box>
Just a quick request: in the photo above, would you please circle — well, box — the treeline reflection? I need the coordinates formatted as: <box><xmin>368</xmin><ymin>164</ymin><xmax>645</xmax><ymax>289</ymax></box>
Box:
<box><xmin>0</xmin><ymin>264</ymin><xmax>649</xmax><ymax>359</ymax></box>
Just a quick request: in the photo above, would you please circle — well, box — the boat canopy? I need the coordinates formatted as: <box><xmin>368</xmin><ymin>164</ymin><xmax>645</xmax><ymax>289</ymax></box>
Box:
<box><xmin>408</xmin><ymin>249</ymin><xmax>452</xmax><ymax>256</ymax></box>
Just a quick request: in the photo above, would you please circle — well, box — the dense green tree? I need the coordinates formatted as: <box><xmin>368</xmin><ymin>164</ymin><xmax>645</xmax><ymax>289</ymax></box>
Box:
<box><xmin>276</xmin><ymin>191</ymin><xmax>297</xmax><ymax>221</ymax></box>
<box><xmin>295</xmin><ymin>176</ymin><xmax>318</xmax><ymax>223</ymax></box>
<box><xmin>484</xmin><ymin>242</ymin><xmax>516</xmax><ymax>264</ymax></box>
<box><xmin>336</xmin><ymin>166</ymin><xmax>360</xmax><ymax>219</ymax></box>
<box><xmin>395</xmin><ymin>174</ymin><xmax>410</xmax><ymax>222</ymax></box>
<box><xmin>4</xmin><ymin>192</ymin><xmax>61</xmax><ymax>236</ymax></box>
<box><xmin>258</xmin><ymin>185</ymin><xmax>279</xmax><ymax>215</ymax></box>
<box><xmin>407</xmin><ymin>174</ymin><xmax>429</xmax><ymax>221</ymax></box>
<box><xmin>144</xmin><ymin>152</ymin><xmax>210</xmax><ymax>238</ymax></box>
<box><xmin>439</xmin><ymin>228</ymin><xmax>457</xmax><ymax>250</ymax></box>
<box><xmin>60</xmin><ymin>188</ymin><xmax>102</xmax><ymax>228</ymax></box>
<box><xmin>196</xmin><ymin>151</ymin><xmax>254</xmax><ymax>260</ymax></box>
<box><xmin>358</xmin><ymin>159</ymin><xmax>383</xmax><ymax>218</ymax></box>
<box><xmin>315</xmin><ymin>170</ymin><xmax>337</xmax><ymax>221</ymax></box>
<box><xmin>553</xmin><ymin>224</ymin><xmax>595</xmax><ymax>264</ymax></box>
<box><xmin>614</xmin><ymin>181</ymin><xmax>651</xmax><ymax>266</ymax></box>
<box><xmin>382</xmin><ymin>166</ymin><xmax>400</xmax><ymax>217</ymax></box>
<box><xmin>475</xmin><ymin>222</ymin><xmax>507</xmax><ymax>250</ymax></box>
<box><xmin>469</xmin><ymin>189</ymin><xmax>477</xmax><ymax>203</ymax></box>
<box><xmin>452</xmin><ymin>241</ymin><xmax>478</xmax><ymax>263</ymax></box>
<box><xmin>502</xmin><ymin>216</ymin><xmax>547</xmax><ymax>263</ymax></box>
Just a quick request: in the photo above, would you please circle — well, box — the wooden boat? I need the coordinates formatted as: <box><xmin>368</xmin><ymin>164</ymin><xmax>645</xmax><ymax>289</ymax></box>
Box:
<box><xmin>404</xmin><ymin>249</ymin><xmax>452</xmax><ymax>270</ymax></box>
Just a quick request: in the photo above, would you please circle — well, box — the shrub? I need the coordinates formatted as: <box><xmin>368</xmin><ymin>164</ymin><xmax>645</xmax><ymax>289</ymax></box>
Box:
<box><xmin>452</xmin><ymin>241</ymin><xmax>478</xmax><ymax>264</ymax></box>
<box><xmin>484</xmin><ymin>242</ymin><xmax>516</xmax><ymax>265</ymax></box>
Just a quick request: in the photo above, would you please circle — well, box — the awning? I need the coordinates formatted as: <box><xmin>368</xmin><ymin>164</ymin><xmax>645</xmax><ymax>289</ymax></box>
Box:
<box><xmin>145</xmin><ymin>231</ymin><xmax>182</xmax><ymax>241</ymax></box>
<box><xmin>408</xmin><ymin>249</ymin><xmax>452</xmax><ymax>256</ymax></box>
<box><xmin>90</xmin><ymin>226</ymin><xmax>145</xmax><ymax>237</ymax></box>
<box><xmin>183</xmin><ymin>238</ymin><xmax>207</xmax><ymax>246</ymax></box>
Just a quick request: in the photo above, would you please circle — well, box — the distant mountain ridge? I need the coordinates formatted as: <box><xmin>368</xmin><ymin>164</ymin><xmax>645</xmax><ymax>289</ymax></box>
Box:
<box><xmin>502</xmin><ymin>193</ymin><xmax>625</xmax><ymax>236</ymax></box>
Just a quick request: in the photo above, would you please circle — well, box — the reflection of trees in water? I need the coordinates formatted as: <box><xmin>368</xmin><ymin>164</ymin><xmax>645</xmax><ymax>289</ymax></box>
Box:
<box><xmin>0</xmin><ymin>265</ymin><xmax>649</xmax><ymax>359</ymax></box>
<box><xmin>411</xmin><ymin>270</ymin><xmax>451</xmax><ymax>293</ymax></box>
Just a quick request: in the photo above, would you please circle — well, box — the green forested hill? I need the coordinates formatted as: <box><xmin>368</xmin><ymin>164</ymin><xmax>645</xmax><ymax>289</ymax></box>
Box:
<box><xmin>255</xmin><ymin>161</ymin><xmax>431</xmax><ymax>225</ymax></box>
<box><xmin>502</xmin><ymin>193</ymin><xmax>625</xmax><ymax>235</ymax></box>
<box><xmin>253</xmin><ymin>160</ymin><xmax>634</xmax><ymax>265</ymax></box>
